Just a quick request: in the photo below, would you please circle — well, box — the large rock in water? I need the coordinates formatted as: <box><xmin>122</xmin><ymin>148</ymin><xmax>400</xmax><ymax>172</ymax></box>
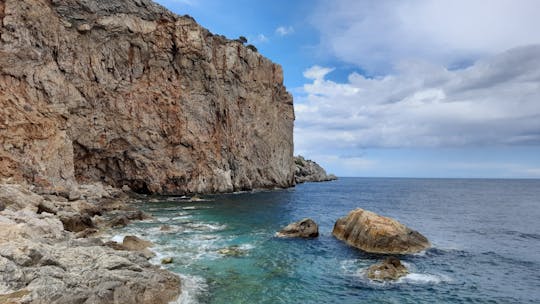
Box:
<box><xmin>294</xmin><ymin>156</ymin><xmax>337</xmax><ymax>183</ymax></box>
<box><xmin>332</xmin><ymin>208</ymin><xmax>430</xmax><ymax>254</ymax></box>
<box><xmin>0</xmin><ymin>0</ymin><xmax>295</xmax><ymax>194</ymax></box>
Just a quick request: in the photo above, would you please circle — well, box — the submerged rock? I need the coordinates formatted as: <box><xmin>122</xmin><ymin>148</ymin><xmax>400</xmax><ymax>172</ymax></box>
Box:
<box><xmin>161</xmin><ymin>257</ymin><xmax>174</xmax><ymax>264</ymax></box>
<box><xmin>277</xmin><ymin>218</ymin><xmax>319</xmax><ymax>238</ymax></box>
<box><xmin>332</xmin><ymin>208</ymin><xmax>430</xmax><ymax>254</ymax></box>
<box><xmin>160</xmin><ymin>225</ymin><xmax>172</xmax><ymax>231</ymax></box>
<box><xmin>366</xmin><ymin>257</ymin><xmax>409</xmax><ymax>281</ymax></box>
<box><xmin>294</xmin><ymin>156</ymin><xmax>337</xmax><ymax>184</ymax></box>
<box><xmin>217</xmin><ymin>245</ymin><xmax>248</xmax><ymax>257</ymax></box>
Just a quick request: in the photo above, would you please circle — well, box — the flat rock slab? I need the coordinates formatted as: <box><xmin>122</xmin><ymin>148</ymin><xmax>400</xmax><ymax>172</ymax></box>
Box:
<box><xmin>332</xmin><ymin>208</ymin><xmax>430</xmax><ymax>254</ymax></box>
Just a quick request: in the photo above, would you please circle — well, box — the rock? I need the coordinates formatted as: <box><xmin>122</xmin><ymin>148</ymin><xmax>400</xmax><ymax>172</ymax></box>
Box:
<box><xmin>277</xmin><ymin>218</ymin><xmax>319</xmax><ymax>238</ymax></box>
<box><xmin>122</xmin><ymin>236</ymin><xmax>153</xmax><ymax>251</ymax></box>
<box><xmin>294</xmin><ymin>156</ymin><xmax>337</xmax><ymax>184</ymax></box>
<box><xmin>0</xmin><ymin>201</ymin><xmax>4</xmax><ymax>212</ymax></box>
<box><xmin>125</xmin><ymin>210</ymin><xmax>152</xmax><ymax>221</ymax></box>
<box><xmin>0</xmin><ymin>0</ymin><xmax>294</xmax><ymax>195</ymax></box>
<box><xmin>217</xmin><ymin>245</ymin><xmax>247</xmax><ymax>257</ymax></box>
<box><xmin>109</xmin><ymin>215</ymin><xmax>130</xmax><ymax>228</ymax></box>
<box><xmin>37</xmin><ymin>201</ymin><xmax>58</xmax><ymax>215</ymax></box>
<box><xmin>67</xmin><ymin>190</ymin><xmax>81</xmax><ymax>201</ymax></box>
<box><xmin>332</xmin><ymin>208</ymin><xmax>431</xmax><ymax>254</ymax></box>
<box><xmin>161</xmin><ymin>257</ymin><xmax>174</xmax><ymax>264</ymax></box>
<box><xmin>76</xmin><ymin>23</ymin><xmax>92</xmax><ymax>32</ymax></box>
<box><xmin>0</xmin><ymin>289</ymin><xmax>30</xmax><ymax>304</ymax></box>
<box><xmin>74</xmin><ymin>228</ymin><xmax>99</xmax><ymax>238</ymax></box>
<box><xmin>366</xmin><ymin>257</ymin><xmax>409</xmax><ymax>281</ymax></box>
<box><xmin>160</xmin><ymin>225</ymin><xmax>172</xmax><ymax>231</ymax></box>
<box><xmin>0</xmin><ymin>184</ymin><xmax>43</xmax><ymax>212</ymax></box>
<box><xmin>59</xmin><ymin>213</ymin><xmax>95</xmax><ymax>233</ymax></box>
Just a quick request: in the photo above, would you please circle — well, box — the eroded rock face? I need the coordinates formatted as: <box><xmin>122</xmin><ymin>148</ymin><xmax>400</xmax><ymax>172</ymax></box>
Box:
<box><xmin>277</xmin><ymin>218</ymin><xmax>319</xmax><ymax>238</ymax></box>
<box><xmin>294</xmin><ymin>156</ymin><xmax>337</xmax><ymax>184</ymax></box>
<box><xmin>366</xmin><ymin>257</ymin><xmax>408</xmax><ymax>281</ymax></box>
<box><xmin>0</xmin><ymin>0</ymin><xmax>295</xmax><ymax>194</ymax></box>
<box><xmin>332</xmin><ymin>208</ymin><xmax>430</xmax><ymax>254</ymax></box>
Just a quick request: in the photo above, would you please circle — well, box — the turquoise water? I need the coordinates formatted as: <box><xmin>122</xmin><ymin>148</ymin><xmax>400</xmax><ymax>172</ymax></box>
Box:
<box><xmin>113</xmin><ymin>178</ymin><xmax>540</xmax><ymax>303</ymax></box>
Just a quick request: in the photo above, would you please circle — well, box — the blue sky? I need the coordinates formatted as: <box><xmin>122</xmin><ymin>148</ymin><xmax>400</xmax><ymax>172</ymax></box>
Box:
<box><xmin>156</xmin><ymin>0</ymin><xmax>540</xmax><ymax>178</ymax></box>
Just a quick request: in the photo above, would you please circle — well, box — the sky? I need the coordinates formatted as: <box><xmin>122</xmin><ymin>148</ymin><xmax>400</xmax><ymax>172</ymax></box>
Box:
<box><xmin>155</xmin><ymin>0</ymin><xmax>540</xmax><ymax>178</ymax></box>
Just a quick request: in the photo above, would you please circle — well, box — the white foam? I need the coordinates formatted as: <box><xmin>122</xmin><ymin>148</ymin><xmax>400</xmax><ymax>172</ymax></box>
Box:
<box><xmin>399</xmin><ymin>273</ymin><xmax>447</xmax><ymax>284</ymax></box>
<box><xmin>238</xmin><ymin>243</ymin><xmax>255</xmax><ymax>250</ymax></box>
<box><xmin>111</xmin><ymin>234</ymin><xmax>124</xmax><ymax>243</ymax></box>
<box><xmin>169</xmin><ymin>274</ymin><xmax>208</xmax><ymax>304</ymax></box>
<box><xmin>185</xmin><ymin>222</ymin><xmax>226</xmax><ymax>232</ymax></box>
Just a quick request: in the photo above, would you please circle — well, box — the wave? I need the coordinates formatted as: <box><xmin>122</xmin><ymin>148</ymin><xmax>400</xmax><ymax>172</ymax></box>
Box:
<box><xmin>184</xmin><ymin>222</ymin><xmax>227</xmax><ymax>232</ymax></box>
<box><xmin>398</xmin><ymin>273</ymin><xmax>452</xmax><ymax>284</ymax></box>
<box><xmin>169</xmin><ymin>274</ymin><xmax>207</xmax><ymax>304</ymax></box>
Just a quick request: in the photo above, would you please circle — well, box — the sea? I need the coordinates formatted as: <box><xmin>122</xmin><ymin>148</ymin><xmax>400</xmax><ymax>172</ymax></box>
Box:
<box><xmin>110</xmin><ymin>178</ymin><xmax>540</xmax><ymax>303</ymax></box>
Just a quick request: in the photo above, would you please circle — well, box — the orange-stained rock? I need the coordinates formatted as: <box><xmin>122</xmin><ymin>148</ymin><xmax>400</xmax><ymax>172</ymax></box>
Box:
<box><xmin>332</xmin><ymin>208</ymin><xmax>430</xmax><ymax>254</ymax></box>
<box><xmin>0</xmin><ymin>0</ymin><xmax>295</xmax><ymax>195</ymax></box>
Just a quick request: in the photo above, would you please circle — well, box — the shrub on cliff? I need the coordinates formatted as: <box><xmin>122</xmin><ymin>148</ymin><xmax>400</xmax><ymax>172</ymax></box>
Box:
<box><xmin>237</xmin><ymin>36</ymin><xmax>248</xmax><ymax>44</ymax></box>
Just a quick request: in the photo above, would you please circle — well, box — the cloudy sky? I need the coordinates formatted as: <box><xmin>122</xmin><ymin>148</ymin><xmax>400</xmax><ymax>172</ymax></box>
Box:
<box><xmin>156</xmin><ymin>0</ymin><xmax>540</xmax><ymax>178</ymax></box>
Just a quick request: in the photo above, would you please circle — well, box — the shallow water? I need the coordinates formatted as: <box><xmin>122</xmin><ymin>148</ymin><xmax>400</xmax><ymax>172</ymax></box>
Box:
<box><xmin>112</xmin><ymin>178</ymin><xmax>540</xmax><ymax>303</ymax></box>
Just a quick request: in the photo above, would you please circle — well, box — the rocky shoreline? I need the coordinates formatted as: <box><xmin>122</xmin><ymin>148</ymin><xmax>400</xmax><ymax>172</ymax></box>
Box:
<box><xmin>0</xmin><ymin>182</ymin><xmax>181</xmax><ymax>304</ymax></box>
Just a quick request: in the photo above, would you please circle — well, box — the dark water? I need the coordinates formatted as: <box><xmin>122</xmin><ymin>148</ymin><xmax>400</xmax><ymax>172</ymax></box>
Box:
<box><xmin>114</xmin><ymin>178</ymin><xmax>540</xmax><ymax>303</ymax></box>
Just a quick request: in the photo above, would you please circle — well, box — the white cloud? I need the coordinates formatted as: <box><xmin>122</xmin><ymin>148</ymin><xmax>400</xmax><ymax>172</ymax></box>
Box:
<box><xmin>253</xmin><ymin>34</ymin><xmax>269</xmax><ymax>43</ymax></box>
<box><xmin>312</xmin><ymin>0</ymin><xmax>540</xmax><ymax>73</ymax></box>
<box><xmin>294</xmin><ymin>45</ymin><xmax>540</xmax><ymax>151</ymax></box>
<box><xmin>275</xmin><ymin>26</ymin><xmax>294</xmax><ymax>36</ymax></box>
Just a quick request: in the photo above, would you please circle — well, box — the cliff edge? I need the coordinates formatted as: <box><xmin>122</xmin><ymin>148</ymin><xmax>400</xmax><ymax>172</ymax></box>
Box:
<box><xmin>0</xmin><ymin>0</ymin><xmax>295</xmax><ymax>194</ymax></box>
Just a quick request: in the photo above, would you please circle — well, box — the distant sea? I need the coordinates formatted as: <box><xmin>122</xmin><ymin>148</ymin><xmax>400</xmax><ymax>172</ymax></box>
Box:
<box><xmin>112</xmin><ymin>178</ymin><xmax>540</xmax><ymax>303</ymax></box>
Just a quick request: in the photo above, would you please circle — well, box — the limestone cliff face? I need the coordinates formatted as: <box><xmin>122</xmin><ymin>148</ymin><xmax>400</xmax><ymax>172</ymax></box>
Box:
<box><xmin>0</xmin><ymin>0</ymin><xmax>295</xmax><ymax>194</ymax></box>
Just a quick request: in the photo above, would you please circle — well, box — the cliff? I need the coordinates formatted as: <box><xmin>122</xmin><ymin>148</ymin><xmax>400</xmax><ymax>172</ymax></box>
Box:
<box><xmin>0</xmin><ymin>0</ymin><xmax>295</xmax><ymax>194</ymax></box>
<box><xmin>294</xmin><ymin>155</ymin><xmax>337</xmax><ymax>183</ymax></box>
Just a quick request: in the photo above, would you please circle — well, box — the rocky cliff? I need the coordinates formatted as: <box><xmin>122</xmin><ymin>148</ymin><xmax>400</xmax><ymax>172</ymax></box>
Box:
<box><xmin>294</xmin><ymin>156</ymin><xmax>337</xmax><ymax>183</ymax></box>
<box><xmin>0</xmin><ymin>0</ymin><xmax>295</xmax><ymax>194</ymax></box>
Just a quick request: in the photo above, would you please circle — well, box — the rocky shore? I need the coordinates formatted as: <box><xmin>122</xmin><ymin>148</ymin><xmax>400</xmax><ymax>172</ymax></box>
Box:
<box><xmin>0</xmin><ymin>182</ymin><xmax>181</xmax><ymax>304</ymax></box>
<box><xmin>294</xmin><ymin>156</ymin><xmax>337</xmax><ymax>184</ymax></box>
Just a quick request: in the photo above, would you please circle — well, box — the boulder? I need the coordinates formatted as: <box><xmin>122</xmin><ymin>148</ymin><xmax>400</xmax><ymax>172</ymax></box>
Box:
<box><xmin>59</xmin><ymin>213</ymin><xmax>95</xmax><ymax>233</ymax></box>
<box><xmin>332</xmin><ymin>208</ymin><xmax>430</xmax><ymax>254</ymax></box>
<box><xmin>366</xmin><ymin>257</ymin><xmax>408</xmax><ymax>281</ymax></box>
<box><xmin>122</xmin><ymin>236</ymin><xmax>153</xmax><ymax>251</ymax></box>
<box><xmin>161</xmin><ymin>257</ymin><xmax>174</xmax><ymax>264</ymax></box>
<box><xmin>109</xmin><ymin>215</ymin><xmax>130</xmax><ymax>228</ymax></box>
<box><xmin>277</xmin><ymin>218</ymin><xmax>319</xmax><ymax>238</ymax></box>
<box><xmin>160</xmin><ymin>225</ymin><xmax>172</xmax><ymax>231</ymax></box>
